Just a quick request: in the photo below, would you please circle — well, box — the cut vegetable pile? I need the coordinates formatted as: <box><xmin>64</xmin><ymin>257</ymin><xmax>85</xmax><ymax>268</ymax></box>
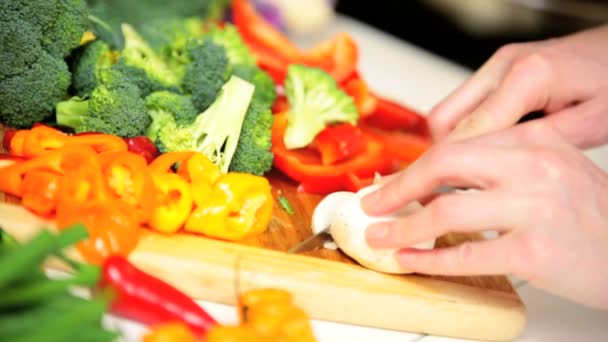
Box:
<box><xmin>0</xmin><ymin>0</ymin><xmax>433</xmax><ymax>340</ymax></box>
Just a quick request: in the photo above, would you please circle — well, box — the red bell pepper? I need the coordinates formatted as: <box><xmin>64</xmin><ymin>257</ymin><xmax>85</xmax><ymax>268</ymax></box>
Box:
<box><xmin>271</xmin><ymin>113</ymin><xmax>394</xmax><ymax>194</ymax></box>
<box><xmin>302</xmin><ymin>32</ymin><xmax>359</xmax><ymax>84</ymax></box>
<box><xmin>342</xmin><ymin>76</ymin><xmax>377</xmax><ymax>117</ymax></box>
<box><xmin>2</xmin><ymin>128</ymin><xmax>17</xmax><ymax>152</ymax></box>
<box><xmin>232</xmin><ymin>0</ymin><xmax>301</xmax><ymax>62</ymax></box>
<box><xmin>362</xmin><ymin>95</ymin><xmax>430</xmax><ymax>136</ymax></box>
<box><xmin>310</xmin><ymin>123</ymin><xmax>365</xmax><ymax>165</ymax></box>
<box><xmin>359</xmin><ymin>123</ymin><xmax>431</xmax><ymax>167</ymax></box>
<box><xmin>98</xmin><ymin>255</ymin><xmax>218</xmax><ymax>337</ymax></box>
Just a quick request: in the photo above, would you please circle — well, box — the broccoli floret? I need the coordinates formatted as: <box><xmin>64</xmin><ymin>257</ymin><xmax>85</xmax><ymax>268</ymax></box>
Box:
<box><xmin>114</xmin><ymin>24</ymin><xmax>180</xmax><ymax>96</ymax></box>
<box><xmin>154</xmin><ymin>75</ymin><xmax>255</xmax><ymax>172</ymax></box>
<box><xmin>145</xmin><ymin>91</ymin><xmax>198</xmax><ymax>126</ymax></box>
<box><xmin>0</xmin><ymin>20</ymin><xmax>43</xmax><ymax>80</ymax></box>
<box><xmin>232</xmin><ymin>64</ymin><xmax>277</xmax><ymax>110</ymax></box>
<box><xmin>205</xmin><ymin>24</ymin><xmax>256</xmax><ymax>67</ymax></box>
<box><xmin>182</xmin><ymin>39</ymin><xmax>231</xmax><ymax>112</ymax></box>
<box><xmin>0</xmin><ymin>52</ymin><xmax>71</xmax><ymax>128</ymax></box>
<box><xmin>42</xmin><ymin>0</ymin><xmax>89</xmax><ymax>58</ymax></box>
<box><xmin>0</xmin><ymin>0</ymin><xmax>88</xmax><ymax>128</ymax></box>
<box><xmin>70</xmin><ymin>40</ymin><xmax>117</xmax><ymax>97</ymax></box>
<box><xmin>55</xmin><ymin>69</ymin><xmax>150</xmax><ymax>137</ymax></box>
<box><xmin>283</xmin><ymin>64</ymin><xmax>359</xmax><ymax>149</ymax></box>
<box><xmin>229</xmin><ymin>101</ymin><xmax>274</xmax><ymax>176</ymax></box>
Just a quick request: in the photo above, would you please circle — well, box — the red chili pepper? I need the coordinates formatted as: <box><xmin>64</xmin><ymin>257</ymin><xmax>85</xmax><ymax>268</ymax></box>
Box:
<box><xmin>99</xmin><ymin>255</ymin><xmax>218</xmax><ymax>337</ymax></box>
<box><xmin>310</xmin><ymin>123</ymin><xmax>365</xmax><ymax>165</ymax></box>
<box><xmin>123</xmin><ymin>136</ymin><xmax>160</xmax><ymax>164</ymax></box>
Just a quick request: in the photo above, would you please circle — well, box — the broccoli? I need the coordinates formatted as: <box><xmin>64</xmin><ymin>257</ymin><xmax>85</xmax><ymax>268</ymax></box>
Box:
<box><xmin>0</xmin><ymin>0</ymin><xmax>88</xmax><ymax>128</ymax></box>
<box><xmin>229</xmin><ymin>101</ymin><xmax>274</xmax><ymax>176</ymax></box>
<box><xmin>205</xmin><ymin>24</ymin><xmax>256</xmax><ymax>67</ymax></box>
<box><xmin>283</xmin><ymin>64</ymin><xmax>359</xmax><ymax>149</ymax></box>
<box><xmin>182</xmin><ymin>39</ymin><xmax>232</xmax><ymax>112</ymax></box>
<box><xmin>0</xmin><ymin>53</ymin><xmax>71</xmax><ymax>128</ymax></box>
<box><xmin>151</xmin><ymin>75</ymin><xmax>255</xmax><ymax>172</ymax></box>
<box><xmin>232</xmin><ymin>64</ymin><xmax>277</xmax><ymax>110</ymax></box>
<box><xmin>145</xmin><ymin>91</ymin><xmax>198</xmax><ymax>127</ymax></box>
<box><xmin>114</xmin><ymin>24</ymin><xmax>180</xmax><ymax>96</ymax></box>
<box><xmin>55</xmin><ymin>69</ymin><xmax>151</xmax><ymax>138</ymax></box>
<box><xmin>70</xmin><ymin>40</ymin><xmax>117</xmax><ymax>97</ymax></box>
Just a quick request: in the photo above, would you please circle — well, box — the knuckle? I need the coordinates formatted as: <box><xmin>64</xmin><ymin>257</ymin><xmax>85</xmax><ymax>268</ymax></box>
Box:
<box><xmin>526</xmin><ymin>148</ymin><xmax>566</xmax><ymax>180</ymax></box>
<box><xmin>455</xmin><ymin>241</ymin><xmax>476</xmax><ymax>266</ymax></box>
<box><xmin>523</xmin><ymin>191</ymin><xmax>566</xmax><ymax>222</ymax></box>
<box><xmin>512</xmin><ymin>232</ymin><xmax>550</xmax><ymax>276</ymax></box>
<box><xmin>493</xmin><ymin>43</ymin><xmax>522</xmax><ymax>61</ymax></box>
<box><xmin>428</xmin><ymin>195</ymin><xmax>458</xmax><ymax>224</ymax></box>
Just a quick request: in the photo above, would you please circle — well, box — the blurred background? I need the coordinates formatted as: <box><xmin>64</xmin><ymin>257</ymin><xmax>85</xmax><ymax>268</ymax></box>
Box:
<box><xmin>335</xmin><ymin>0</ymin><xmax>608</xmax><ymax>70</ymax></box>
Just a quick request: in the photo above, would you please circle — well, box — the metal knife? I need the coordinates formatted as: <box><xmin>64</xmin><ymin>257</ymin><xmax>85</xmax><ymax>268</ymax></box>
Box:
<box><xmin>287</xmin><ymin>226</ymin><xmax>332</xmax><ymax>254</ymax></box>
<box><xmin>287</xmin><ymin>186</ymin><xmax>468</xmax><ymax>254</ymax></box>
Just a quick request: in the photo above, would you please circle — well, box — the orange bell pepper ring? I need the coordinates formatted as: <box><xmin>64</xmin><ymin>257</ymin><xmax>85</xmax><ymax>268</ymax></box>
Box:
<box><xmin>149</xmin><ymin>151</ymin><xmax>196</xmax><ymax>175</ymax></box>
<box><xmin>142</xmin><ymin>322</ymin><xmax>198</xmax><ymax>342</ymax></box>
<box><xmin>21</xmin><ymin>169</ymin><xmax>62</xmax><ymax>218</ymax></box>
<box><xmin>99</xmin><ymin>151</ymin><xmax>158</xmax><ymax>224</ymax></box>
<box><xmin>185</xmin><ymin>173</ymin><xmax>273</xmax><ymax>241</ymax></box>
<box><xmin>56</xmin><ymin>198</ymin><xmax>140</xmax><ymax>265</ymax></box>
<box><xmin>9</xmin><ymin>129</ymin><xmax>29</xmax><ymax>157</ymax></box>
<box><xmin>149</xmin><ymin>173</ymin><xmax>193</xmax><ymax>233</ymax></box>
<box><xmin>0</xmin><ymin>144</ymin><xmax>100</xmax><ymax>196</ymax></box>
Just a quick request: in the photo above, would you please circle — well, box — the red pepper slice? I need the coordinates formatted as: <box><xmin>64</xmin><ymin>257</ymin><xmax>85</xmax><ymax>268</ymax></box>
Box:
<box><xmin>2</xmin><ymin>128</ymin><xmax>17</xmax><ymax>152</ymax></box>
<box><xmin>342</xmin><ymin>77</ymin><xmax>377</xmax><ymax>117</ymax></box>
<box><xmin>359</xmin><ymin>123</ymin><xmax>431</xmax><ymax>167</ymax></box>
<box><xmin>271</xmin><ymin>113</ymin><xmax>393</xmax><ymax>194</ymax></box>
<box><xmin>232</xmin><ymin>0</ymin><xmax>301</xmax><ymax>62</ymax></box>
<box><xmin>99</xmin><ymin>255</ymin><xmax>218</xmax><ymax>337</ymax></box>
<box><xmin>362</xmin><ymin>95</ymin><xmax>430</xmax><ymax>136</ymax></box>
<box><xmin>310</xmin><ymin>123</ymin><xmax>365</xmax><ymax>165</ymax></box>
<box><xmin>245</xmin><ymin>40</ymin><xmax>291</xmax><ymax>84</ymax></box>
<box><xmin>302</xmin><ymin>32</ymin><xmax>359</xmax><ymax>84</ymax></box>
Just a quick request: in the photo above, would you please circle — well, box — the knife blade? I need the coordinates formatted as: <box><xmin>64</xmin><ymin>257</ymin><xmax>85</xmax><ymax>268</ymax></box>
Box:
<box><xmin>287</xmin><ymin>226</ymin><xmax>332</xmax><ymax>254</ymax></box>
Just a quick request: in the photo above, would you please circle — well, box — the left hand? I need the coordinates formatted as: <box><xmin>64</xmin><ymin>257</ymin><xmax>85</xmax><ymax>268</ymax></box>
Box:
<box><xmin>360</xmin><ymin>120</ymin><xmax>608</xmax><ymax>309</ymax></box>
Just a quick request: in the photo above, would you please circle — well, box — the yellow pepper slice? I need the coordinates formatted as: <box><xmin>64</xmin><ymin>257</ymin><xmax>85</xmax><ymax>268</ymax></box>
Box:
<box><xmin>149</xmin><ymin>173</ymin><xmax>193</xmax><ymax>233</ymax></box>
<box><xmin>177</xmin><ymin>152</ymin><xmax>221</xmax><ymax>185</ymax></box>
<box><xmin>185</xmin><ymin>173</ymin><xmax>272</xmax><ymax>240</ymax></box>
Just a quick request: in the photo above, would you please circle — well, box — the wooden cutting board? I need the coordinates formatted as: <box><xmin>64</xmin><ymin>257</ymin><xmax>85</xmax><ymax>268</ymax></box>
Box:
<box><xmin>0</xmin><ymin>129</ymin><xmax>527</xmax><ymax>341</ymax></box>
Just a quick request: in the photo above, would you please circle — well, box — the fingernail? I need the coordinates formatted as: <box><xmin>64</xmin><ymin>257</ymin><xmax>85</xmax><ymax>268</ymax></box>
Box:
<box><xmin>365</xmin><ymin>223</ymin><xmax>388</xmax><ymax>243</ymax></box>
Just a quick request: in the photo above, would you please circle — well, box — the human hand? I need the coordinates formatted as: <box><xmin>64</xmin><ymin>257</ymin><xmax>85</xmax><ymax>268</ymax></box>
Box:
<box><xmin>361</xmin><ymin>121</ymin><xmax>608</xmax><ymax>309</ymax></box>
<box><xmin>429</xmin><ymin>24</ymin><xmax>608</xmax><ymax>148</ymax></box>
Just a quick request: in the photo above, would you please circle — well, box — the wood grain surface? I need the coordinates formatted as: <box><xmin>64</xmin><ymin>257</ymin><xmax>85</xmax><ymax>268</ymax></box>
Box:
<box><xmin>0</xmin><ymin>127</ymin><xmax>527</xmax><ymax>341</ymax></box>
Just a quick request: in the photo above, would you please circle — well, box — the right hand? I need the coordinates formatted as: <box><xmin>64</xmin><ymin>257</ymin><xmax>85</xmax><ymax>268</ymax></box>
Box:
<box><xmin>428</xmin><ymin>24</ymin><xmax>608</xmax><ymax>148</ymax></box>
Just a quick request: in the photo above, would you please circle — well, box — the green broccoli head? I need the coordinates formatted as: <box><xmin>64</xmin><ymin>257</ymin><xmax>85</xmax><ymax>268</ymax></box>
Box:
<box><xmin>283</xmin><ymin>64</ymin><xmax>359</xmax><ymax>149</ymax></box>
<box><xmin>0</xmin><ymin>0</ymin><xmax>88</xmax><ymax>128</ymax></box>
<box><xmin>0</xmin><ymin>20</ymin><xmax>43</xmax><ymax>80</ymax></box>
<box><xmin>42</xmin><ymin>0</ymin><xmax>89</xmax><ymax>58</ymax></box>
<box><xmin>154</xmin><ymin>75</ymin><xmax>255</xmax><ymax>173</ymax></box>
<box><xmin>114</xmin><ymin>24</ymin><xmax>180</xmax><ymax>96</ymax></box>
<box><xmin>232</xmin><ymin>64</ymin><xmax>277</xmax><ymax>110</ymax></box>
<box><xmin>205</xmin><ymin>23</ymin><xmax>256</xmax><ymax>67</ymax></box>
<box><xmin>229</xmin><ymin>100</ymin><xmax>274</xmax><ymax>176</ymax></box>
<box><xmin>145</xmin><ymin>91</ymin><xmax>198</xmax><ymax>126</ymax></box>
<box><xmin>0</xmin><ymin>52</ymin><xmax>71</xmax><ymax>128</ymax></box>
<box><xmin>56</xmin><ymin>69</ymin><xmax>151</xmax><ymax>137</ymax></box>
<box><xmin>1</xmin><ymin>0</ymin><xmax>88</xmax><ymax>59</ymax></box>
<box><xmin>182</xmin><ymin>39</ymin><xmax>232</xmax><ymax>112</ymax></box>
<box><xmin>70</xmin><ymin>40</ymin><xmax>116</xmax><ymax>97</ymax></box>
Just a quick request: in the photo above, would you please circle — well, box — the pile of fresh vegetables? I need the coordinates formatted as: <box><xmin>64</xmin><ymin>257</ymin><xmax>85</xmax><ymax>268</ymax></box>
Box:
<box><xmin>1</xmin><ymin>0</ymin><xmax>431</xmax><ymax>195</ymax></box>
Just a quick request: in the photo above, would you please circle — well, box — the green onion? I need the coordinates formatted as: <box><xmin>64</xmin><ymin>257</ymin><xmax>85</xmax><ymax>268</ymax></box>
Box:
<box><xmin>278</xmin><ymin>196</ymin><xmax>294</xmax><ymax>215</ymax></box>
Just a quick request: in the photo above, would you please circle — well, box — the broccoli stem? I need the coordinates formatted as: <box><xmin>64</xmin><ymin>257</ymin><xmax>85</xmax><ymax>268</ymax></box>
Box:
<box><xmin>55</xmin><ymin>97</ymin><xmax>89</xmax><ymax>128</ymax></box>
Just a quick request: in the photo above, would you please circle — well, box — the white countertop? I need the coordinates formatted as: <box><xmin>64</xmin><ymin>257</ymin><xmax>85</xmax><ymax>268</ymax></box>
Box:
<box><xmin>108</xmin><ymin>14</ymin><xmax>608</xmax><ymax>342</ymax></box>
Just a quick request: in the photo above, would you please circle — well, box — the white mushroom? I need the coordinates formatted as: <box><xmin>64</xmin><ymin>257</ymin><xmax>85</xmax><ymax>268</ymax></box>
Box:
<box><xmin>311</xmin><ymin>184</ymin><xmax>435</xmax><ymax>274</ymax></box>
